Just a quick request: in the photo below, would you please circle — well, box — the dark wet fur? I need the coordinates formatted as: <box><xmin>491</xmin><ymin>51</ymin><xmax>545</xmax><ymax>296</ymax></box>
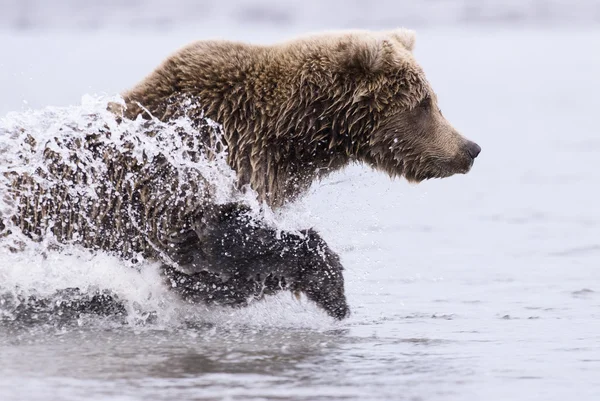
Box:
<box><xmin>162</xmin><ymin>204</ymin><xmax>350</xmax><ymax>320</ymax></box>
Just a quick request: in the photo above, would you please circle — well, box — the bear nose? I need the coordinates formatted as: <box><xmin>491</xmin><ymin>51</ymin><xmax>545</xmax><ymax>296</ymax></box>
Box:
<box><xmin>466</xmin><ymin>141</ymin><xmax>481</xmax><ymax>159</ymax></box>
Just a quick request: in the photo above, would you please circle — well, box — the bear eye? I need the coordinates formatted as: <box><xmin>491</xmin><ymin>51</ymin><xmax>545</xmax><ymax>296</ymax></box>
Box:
<box><xmin>418</xmin><ymin>96</ymin><xmax>431</xmax><ymax>110</ymax></box>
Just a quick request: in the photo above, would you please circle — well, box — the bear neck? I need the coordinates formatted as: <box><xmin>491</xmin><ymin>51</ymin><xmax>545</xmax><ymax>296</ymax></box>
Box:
<box><xmin>218</xmin><ymin>118</ymin><xmax>356</xmax><ymax>209</ymax></box>
<box><xmin>193</xmin><ymin>60</ymin><xmax>377</xmax><ymax>208</ymax></box>
<box><xmin>208</xmin><ymin>100</ymin><xmax>369</xmax><ymax>208</ymax></box>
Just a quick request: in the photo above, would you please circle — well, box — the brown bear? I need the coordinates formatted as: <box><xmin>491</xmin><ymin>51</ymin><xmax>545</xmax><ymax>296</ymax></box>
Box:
<box><xmin>1</xmin><ymin>29</ymin><xmax>479</xmax><ymax>321</ymax></box>
<box><xmin>120</xmin><ymin>28</ymin><xmax>480</xmax><ymax>208</ymax></box>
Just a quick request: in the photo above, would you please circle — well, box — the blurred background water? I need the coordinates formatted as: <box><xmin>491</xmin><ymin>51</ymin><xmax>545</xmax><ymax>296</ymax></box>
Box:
<box><xmin>1</xmin><ymin>0</ymin><xmax>600</xmax><ymax>31</ymax></box>
<box><xmin>1</xmin><ymin>1</ymin><xmax>599</xmax><ymax>401</ymax></box>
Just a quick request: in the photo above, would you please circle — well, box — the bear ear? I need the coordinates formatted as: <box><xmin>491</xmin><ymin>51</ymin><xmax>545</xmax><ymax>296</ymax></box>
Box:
<box><xmin>389</xmin><ymin>28</ymin><xmax>416</xmax><ymax>52</ymax></box>
<box><xmin>341</xmin><ymin>38</ymin><xmax>385</xmax><ymax>74</ymax></box>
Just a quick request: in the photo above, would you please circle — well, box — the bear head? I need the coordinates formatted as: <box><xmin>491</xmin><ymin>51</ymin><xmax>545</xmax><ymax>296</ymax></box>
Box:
<box><xmin>301</xmin><ymin>29</ymin><xmax>481</xmax><ymax>183</ymax></box>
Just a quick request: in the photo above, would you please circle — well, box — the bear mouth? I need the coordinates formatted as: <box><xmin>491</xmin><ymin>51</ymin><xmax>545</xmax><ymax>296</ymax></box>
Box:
<box><xmin>404</xmin><ymin>156</ymin><xmax>474</xmax><ymax>182</ymax></box>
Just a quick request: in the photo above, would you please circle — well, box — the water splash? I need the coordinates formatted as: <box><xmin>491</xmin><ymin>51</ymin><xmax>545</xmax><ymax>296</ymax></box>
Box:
<box><xmin>0</xmin><ymin>95</ymin><xmax>329</xmax><ymax>329</ymax></box>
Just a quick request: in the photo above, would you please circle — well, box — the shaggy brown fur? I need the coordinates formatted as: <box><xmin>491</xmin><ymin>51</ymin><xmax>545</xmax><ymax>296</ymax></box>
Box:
<box><xmin>120</xmin><ymin>29</ymin><xmax>480</xmax><ymax>208</ymax></box>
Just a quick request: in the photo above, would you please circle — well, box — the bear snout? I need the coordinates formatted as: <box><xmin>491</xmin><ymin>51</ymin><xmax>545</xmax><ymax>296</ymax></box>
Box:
<box><xmin>465</xmin><ymin>141</ymin><xmax>481</xmax><ymax>159</ymax></box>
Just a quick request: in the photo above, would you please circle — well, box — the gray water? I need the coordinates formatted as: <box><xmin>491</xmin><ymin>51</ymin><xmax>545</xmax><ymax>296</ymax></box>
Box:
<box><xmin>1</xmin><ymin>25</ymin><xmax>600</xmax><ymax>401</ymax></box>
